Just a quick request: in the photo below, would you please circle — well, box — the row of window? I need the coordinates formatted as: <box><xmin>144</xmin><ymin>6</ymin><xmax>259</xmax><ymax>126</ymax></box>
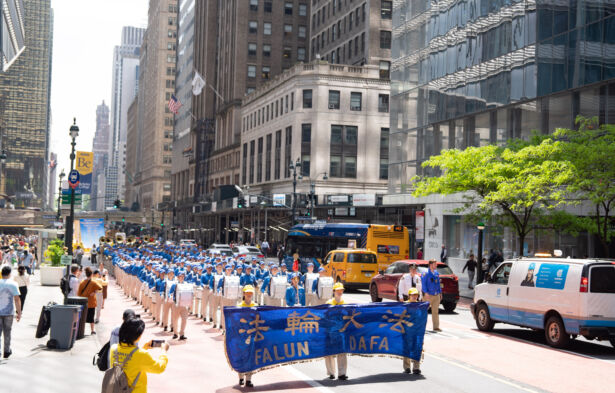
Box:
<box><xmin>248</xmin><ymin>21</ymin><xmax>307</xmax><ymax>38</ymax></box>
<box><xmin>246</xmin><ymin>45</ymin><xmax>306</xmax><ymax>66</ymax></box>
<box><xmin>250</xmin><ymin>0</ymin><xmax>308</xmax><ymax>17</ymax></box>
<box><xmin>243</xmin><ymin>93</ymin><xmax>296</xmax><ymax>132</ymax></box>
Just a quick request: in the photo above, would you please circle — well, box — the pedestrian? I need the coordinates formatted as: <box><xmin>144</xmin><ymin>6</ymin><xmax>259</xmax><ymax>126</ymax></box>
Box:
<box><xmin>261</xmin><ymin>240</ymin><xmax>269</xmax><ymax>257</ymax></box>
<box><xmin>237</xmin><ymin>285</ymin><xmax>257</xmax><ymax>388</ymax></box>
<box><xmin>77</xmin><ymin>267</ymin><xmax>103</xmax><ymax>335</ymax></box>
<box><xmin>19</xmin><ymin>250</ymin><xmax>33</xmax><ymax>275</ymax></box>
<box><xmin>398</xmin><ymin>263</ymin><xmax>422</xmax><ymax>301</ymax></box>
<box><xmin>416</xmin><ymin>247</ymin><xmax>423</xmax><ymax>260</ymax></box>
<box><xmin>325</xmin><ymin>282</ymin><xmax>348</xmax><ymax>380</ymax></box>
<box><xmin>277</xmin><ymin>246</ymin><xmax>285</xmax><ymax>264</ymax></box>
<box><xmin>440</xmin><ymin>245</ymin><xmax>448</xmax><ymax>264</ymax></box>
<box><xmin>99</xmin><ymin>262</ymin><xmax>109</xmax><ymax>309</ymax></box>
<box><xmin>421</xmin><ymin>259</ymin><xmax>442</xmax><ymax>332</ymax></box>
<box><xmin>13</xmin><ymin>265</ymin><xmax>29</xmax><ymax>311</ymax></box>
<box><xmin>91</xmin><ymin>243</ymin><xmax>97</xmax><ymax>266</ymax></box>
<box><xmin>487</xmin><ymin>249</ymin><xmax>497</xmax><ymax>273</ymax></box>
<box><xmin>462</xmin><ymin>254</ymin><xmax>477</xmax><ymax>289</ymax></box>
<box><xmin>0</xmin><ymin>265</ymin><xmax>21</xmax><ymax>358</ymax></box>
<box><xmin>74</xmin><ymin>245</ymin><xmax>84</xmax><ymax>265</ymax></box>
<box><xmin>107</xmin><ymin>318</ymin><xmax>169</xmax><ymax>393</ymax></box>
<box><xmin>403</xmin><ymin>287</ymin><xmax>422</xmax><ymax>374</ymax></box>
<box><xmin>68</xmin><ymin>264</ymin><xmax>81</xmax><ymax>296</ymax></box>
<box><xmin>93</xmin><ymin>270</ymin><xmax>105</xmax><ymax>323</ymax></box>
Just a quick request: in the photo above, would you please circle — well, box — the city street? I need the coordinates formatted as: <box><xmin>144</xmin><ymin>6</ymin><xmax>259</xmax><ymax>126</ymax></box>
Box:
<box><xmin>3</xmin><ymin>262</ymin><xmax>613</xmax><ymax>393</ymax></box>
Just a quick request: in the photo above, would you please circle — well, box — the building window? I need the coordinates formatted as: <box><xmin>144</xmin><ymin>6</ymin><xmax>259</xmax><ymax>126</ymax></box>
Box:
<box><xmin>257</xmin><ymin>137</ymin><xmax>263</xmax><ymax>183</ymax></box>
<box><xmin>362</xmin><ymin>3</ymin><xmax>366</xmax><ymax>22</ymax></box>
<box><xmin>380</xmin><ymin>128</ymin><xmax>389</xmax><ymax>180</ymax></box>
<box><xmin>378</xmin><ymin>94</ymin><xmax>389</xmax><ymax>113</ymax></box>
<box><xmin>301</xmin><ymin>124</ymin><xmax>311</xmax><ymax>177</ymax></box>
<box><xmin>248</xmin><ymin>42</ymin><xmax>257</xmax><ymax>56</ymax></box>
<box><xmin>264</xmin><ymin>22</ymin><xmax>272</xmax><ymax>35</ymax></box>
<box><xmin>263</xmin><ymin>44</ymin><xmax>271</xmax><ymax>57</ymax></box>
<box><xmin>283</xmin><ymin>47</ymin><xmax>292</xmax><ymax>59</ymax></box>
<box><xmin>303</xmin><ymin>89</ymin><xmax>312</xmax><ymax>108</ymax></box>
<box><xmin>356</xmin><ymin>8</ymin><xmax>360</xmax><ymax>24</ymax></box>
<box><xmin>284</xmin><ymin>24</ymin><xmax>293</xmax><ymax>36</ymax></box>
<box><xmin>247</xmin><ymin>65</ymin><xmax>256</xmax><ymax>78</ymax></box>
<box><xmin>284</xmin><ymin>126</ymin><xmax>292</xmax><ymax>178</ymax></box>
<box><xmin>298</xmin><ymin>25</ymin><xmax>307</xmax><ymax>38</ymax></box>
<box><xmin>285</xmin><ymin>95</ymin><xmax>289</xmax><ymax>113</ymax></box>
<box><xmin>299</xmin><ymin>3</ymin><xmax>307</xmax><ymax>16</ymax></box>
<box><xmin>328</xmin><ymin>90</ymin><xmax>340</xmax><ymax>109</ymax></box>
<box><xmin>168</xmin><ymin>30</ymin><xmax>176</xmax><ymax>38</ymax></box>
<box><xmin>262</xmin><ymin>66</ymin><xmax>270</xmax><ymax>79</ymax></box>
<box><xmin>350</xmin><ymin>92</ymin><xmax>362</xmax><ymax>111</ymax></box>
<box><xmin>275</xmin><ymin>130</ymin><xmax>282</xmax><ymax>180</ymax></box>
<box><xmin>266</xmin><ymin>134</ymin><xmax>272</xmax><ymax>181</ymax></box>
<box><xmin>250</xmin><ymin>0</ymin><xmax>258</xmax><ymax>11</ymax></box>
<box><xmin>291</xmin><ymin>92</ymin><xmax>294</xmax><ymax>110</ymax></box>
<box><xmin>285</xmin><ymin>2</ymin><xmax>293</xmax><ymax>15</ymax></box>
<box><xmin>332</xmin><ymin>25</ymin><xmax>337</xmax><ymax>41</ymax></box>
<box><xmin>264</xmin><ymin>1</ymin><xmax>272</xmax><ymax>12</ymax></box>
<box><xmin>380</xmin><ymin>30</ymin><xmax>391</xmax><ymax>49</ymax></box>
<box><xmin>297</xmin><ymin>47</ymin><xmax>306</xmax><ymax>61</ymax></box>
<box><xmin>381</xmin><ymin>1</ymin><xmax>392</xmax><ymax>19</ymax></box>
<box><xmin>361</xmin><ymin>32</ymin><xmax>365</xmax><ymax>52</ymax></box>
<box><xmin>163</xmin><ymin>156</ymin><xmax>172</xmax><ymax>164</ymax></box>
<box><xmin>354</xmin><ymin>37</ymin><xmax>359</xmax><ymax>54</ymax></box>
<box><xmin>249</xmin><ymin>21</ymin><xmax>258</xmax><ymax>34</ymax></box>
<box><xmin>379</xmin><ymin>61</ymin><xmax>390</xmax><ymax>79</ymax></box>
<box><xmin>167</xmin><ymin>42</ymin><xmax>176</xmax><ymax>51</ymax></box>
<box><xmin>330</xmin><ymin>125</ymin><xmax>358</xmax><ymax>178</ymax></box>
<box><xmin>246</xmin><ymin>87</ymin><xmax>255</xmax><ymax>95</ymax></box>
<box><xmin>349</xmin><ymin>12</ymin><xmax>353</xmax><ymax>30</ymax></box>
<box><xmin>167</xmin><ymin>55</ymin><xmax>175</xmax><ymax>63</ymax></box>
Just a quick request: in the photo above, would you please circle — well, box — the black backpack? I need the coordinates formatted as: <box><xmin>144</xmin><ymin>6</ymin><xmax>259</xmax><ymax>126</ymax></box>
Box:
<box><xmin>94</xmin><ymin>341</ymin><xmax>111</xmax><ymax>371</ymax></box>
<box><xmin>60</xmin><ymin>274</ymin><xmax>74</xmax><ymax>296</ymax></box>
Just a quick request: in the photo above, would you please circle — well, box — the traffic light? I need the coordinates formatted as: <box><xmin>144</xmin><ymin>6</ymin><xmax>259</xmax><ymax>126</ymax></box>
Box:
<box><xmin>122</xmin><ymin>217</ymin><xmax>125</xmax><ymax>222</ymax></box>
<box><xmin>160</xmin><ymin>222</ymin><xmax>164</xmax><ymax>227</ymax></box>
<box><xmin>113</xmin><ymin>199</ymin><xmax>121</xmax><ymax>209</ymax></box>
<box><xmin>237</xmin><ymin>196</ymin><xmax>245</xmax><ymax>209</ymax></box>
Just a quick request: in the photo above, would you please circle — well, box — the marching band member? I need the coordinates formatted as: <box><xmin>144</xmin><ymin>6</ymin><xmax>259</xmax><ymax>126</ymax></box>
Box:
<box><xmin>210</xmin><ymin>262</ymin><xmax>225</xmax><ymax>329</ymax></box>
<box><xmin>285</xmin><ymin>273</ymin><xmax>305</xmax><ymax>307</ymax></box>
<box><xmin>312</xmin><ymin>267</ymin><xmax>334</xmax><ymax>306</ymax></box>
<box><xmin>192</xmin><ymin>265</ymin><xmax>203</xmax><ymax>317</ymax></box>
<box><xmin>240</xmin><ymin>265</ymin><xmax>257</xmax><ymax>287</ymax></box>
<box><xmin>325</xmin><ymin>282</ymin><xmax>348</xmax><ymax>380</ymax></box>
<box><xmin>403</xmin><ymin>287</ymin><xmax>422</xmax><ymax>374</ymax></box>
<box><xmin>170</xmin><ymin>270</ymin><xmax>192</xmax><ymax>340</ymax></box>
<box><xmin>237</xmin><ymin>285</ymin><xmax>257</xmax><ymax>388</ymax></box>
<box><xmin>161</xmin><ymin>269</ymin><xmax>176</xmax><ymax>332</ymax></box>
<box><xmin>200</xmin><ymin>264</ymin><xmax>214</xmax><ymax>322</ymax></box>
<box><xmin>153</xmin><ymin>269</ymin><xmax>165</xmax><ymax>325</ymax></box>
<box><xmin>219</xmin><ymin>264</ymin><xmax>240</xmax><ymax>332</ymax></box>
<box><xmin>303</xmin><ymin>263</ymin><xmax>319</xmax><ymax>306</ymax></box>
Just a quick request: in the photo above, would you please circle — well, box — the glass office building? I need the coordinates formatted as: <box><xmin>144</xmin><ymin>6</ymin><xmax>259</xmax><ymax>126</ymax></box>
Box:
<box><xmin>388</xmin><ymin>0</ymin><xmax>615</xmax><ymax>260</ymax></box>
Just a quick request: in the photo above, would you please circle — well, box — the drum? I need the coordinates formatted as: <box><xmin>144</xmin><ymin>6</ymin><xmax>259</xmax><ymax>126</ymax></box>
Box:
<box><xmin>176</xmin><ymin>283</ymin><xmax>195</xmax><ymax>307</ymax></box>
<box><xmin>317</xmin><ymin>277</ymin><xmax>334</xmax><ymax>299</ymax></box>
<box><xmin>213</xmin><ymin>274</ymin><xmax>224</xmax><ymax>293</ymax></box>
<box><xmin>271</xmin><ymin>276</ymin><xmax>288</xmax><ymax>299</ymax></box>
<box><xmin>304</xmin><ymin>273</ymin><xmax>319</xmax><ymax>295</ymax></box>
<box><xmin>223</xmin><ymin>276</ymin><xmax>241</xmax><ymax>300</ymax></box>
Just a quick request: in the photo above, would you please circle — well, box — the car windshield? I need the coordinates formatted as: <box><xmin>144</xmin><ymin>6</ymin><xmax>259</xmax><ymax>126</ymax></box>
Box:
<box><xmin>347</xmin><ymin>253</ymin><xmax>377</xmax><ymax>263</ymax></box>
<box><xmin>246</xmin><ymin>247</ymin><xmax>260</xmax><ymax>253</ymax></box>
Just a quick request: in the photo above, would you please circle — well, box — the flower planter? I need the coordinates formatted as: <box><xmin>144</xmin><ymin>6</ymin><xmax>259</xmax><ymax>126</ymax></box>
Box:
<box><xmin>40</xmin><ymin>265</ymin><xmax>65</xmax><ymax>286</ymax></box>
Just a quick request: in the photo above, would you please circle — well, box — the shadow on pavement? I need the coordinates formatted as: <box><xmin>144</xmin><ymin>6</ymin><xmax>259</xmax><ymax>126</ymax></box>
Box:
<box><xmin>317</xmin><ymin>372</ymin><xmax>425</xmax><ymax>386</ymax></box>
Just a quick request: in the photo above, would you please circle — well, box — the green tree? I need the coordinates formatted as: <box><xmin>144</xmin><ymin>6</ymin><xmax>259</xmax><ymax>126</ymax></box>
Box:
<box><xmin>554</xmin><ymin>117</ymin><xmax>615</xmax><ymax>257</ymax></box>
<box><xmin>412</xmin><ymin>140</ymin><xmax>572</xmax><ymax>256</ymax></box>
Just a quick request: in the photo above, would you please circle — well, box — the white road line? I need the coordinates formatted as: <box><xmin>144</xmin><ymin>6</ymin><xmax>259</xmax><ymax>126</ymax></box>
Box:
<box><xmin>285</xmin><ymin>364</ymin><xmax>336</xmax><ymax>393</ymax></box>
<box><xmin>426</xmin><ymin>352</ymin><xmax>542</xmax><ymax>393</ymax></box>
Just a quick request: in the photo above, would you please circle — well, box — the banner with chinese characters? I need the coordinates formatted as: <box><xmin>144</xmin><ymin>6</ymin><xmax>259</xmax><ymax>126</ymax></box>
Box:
<box><xmin>224</xmin><ymin>302</ymin><xmax>428</xmax><ymax>373</ymax></box>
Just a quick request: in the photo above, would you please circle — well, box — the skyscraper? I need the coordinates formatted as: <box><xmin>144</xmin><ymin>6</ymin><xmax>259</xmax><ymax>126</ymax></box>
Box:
<box><xmin>0</xmin><ymin>0</ymin><xmax>53</xmax><ymax>208</ymax></box>
<box><xmin>92</xmin><ymin>101</ymin><xmax>110</xmax><ymax>211</ymax></box>
<box><xmin>106</xmin><ymin>26</ymin><xmax>144</xmax><ymax>208</ymax></box>
<box><xmin>1</xmin><ymin>0</ymin><xmax>26</xmax><ymax>72</ymax></box>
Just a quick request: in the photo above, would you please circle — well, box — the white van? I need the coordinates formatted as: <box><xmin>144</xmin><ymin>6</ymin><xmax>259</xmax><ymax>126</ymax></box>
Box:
<box><xmin>471</xmin><ymin>257</ymin><xmax>615</xmax><ymax>348</ymax></box>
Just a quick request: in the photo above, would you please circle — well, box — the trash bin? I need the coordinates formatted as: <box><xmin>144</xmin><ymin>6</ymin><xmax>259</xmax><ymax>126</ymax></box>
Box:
<box><xmin>48</xmin><ymin>305</ymin><xmax>80</xmax><ymax>349</ymax></box>
<box><xmin>65</xmin><ymin>296</ymin><xmax>88</xmax><ymax>339</ymax></box>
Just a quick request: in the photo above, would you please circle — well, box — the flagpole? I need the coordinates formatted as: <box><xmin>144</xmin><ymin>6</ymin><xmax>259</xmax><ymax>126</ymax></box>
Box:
<box><xmin>208</xmin><ymin>84</ymin><xmax>225</xmax><ymax>104</ymax></box>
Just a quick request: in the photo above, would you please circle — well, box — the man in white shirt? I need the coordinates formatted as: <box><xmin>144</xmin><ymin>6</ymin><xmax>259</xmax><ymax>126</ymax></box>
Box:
<box><xmin>68</xmin><ymin>265</ymin><xmax>80</xmax><ymax>297</ymax></box>
<box><xmin>0</xmin><ymin>265</ymin><xmax>21</xmax><ymax>358</ymax></box>
<box><xmin>20</xmin><ymin>251</ymin><xmax>34</xmax><ymax>275</ymax></box>
<box><xmin>398</xmin><ymin>263</ymin><xmax>422</xmax><ymax>301</ymax></box>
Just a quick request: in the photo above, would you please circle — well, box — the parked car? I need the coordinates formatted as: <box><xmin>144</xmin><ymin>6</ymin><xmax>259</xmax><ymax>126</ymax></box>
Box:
<box><xmin>232</xmin><ymin>245</ymin><xmax>264</xmax><ymax>259</ymax></box>
<box><xmin>206</xmin><ymin>248</ymin><xmax>234</xmax><ymax>258</ymax></box>
<box><xmin>370</xmin><ymin>260</ymin><xmax>460</xmax><ymax>312</ymax></box>
<box><xmin>179</xmin><ymin>239</ymin><xmax>197</xmax><ymax>248</ymax></box>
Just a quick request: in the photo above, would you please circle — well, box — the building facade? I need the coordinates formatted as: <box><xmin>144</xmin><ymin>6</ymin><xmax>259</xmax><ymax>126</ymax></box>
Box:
<box><xmin>0</xmin><ymin>0</ymin><xmax>52</xmax><ymax>208</ymax></box>
<box><xmin>108</xmin><ymin>26</ymin><xmax>144</xmax><ymax>207</ymax></box>
<box><xmin>388</xmin><ymin>0</ymin><xmax>615</xmax><ymax>262</ymax></box>
<box><xmin>124</xmin><ymin>98</ymin><xmax>138</xmax><ymax>210</ymax></box>
<box><xmin>309</xmin><ymin>0</ymin><xmax>392</xmax><ymax>74</ymax></box>
<box><xmin>127</xmin><ymin>0</ymin><xmax>178</xmax><ymax>211</ymax></box>
<box><xmin>1</xmin><ymin>0</ymin><xmax>26</xmax><ymax>72</ymax></box>
<box><xmin>91</xmin><ymin>101</ymin><xmax>110</xmax><ymax>211</ymax></box>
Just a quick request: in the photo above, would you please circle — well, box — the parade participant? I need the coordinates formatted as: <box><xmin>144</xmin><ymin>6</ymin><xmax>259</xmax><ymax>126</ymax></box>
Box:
<box><xmin>170</xmin><ymin>270</ymin><xmax>192</xmax><ymax>340</ymax></box>
<box><xmin>240</xmin><ymin>265</ymin><xmax>257</xmax><ymax>287</ymax></box>
<box><xmin>422</xmin><ymin>259</ymin><xmax>442</xmax><ymax>332</ymax></box>
<box><xmin>191</xmin><ymin>265</ymin><xmax>203</xmax><ymax>317</ymax></box>
<box><xmin>303</xmin><ymin>263</ymin><xmax>319</xmax><ymax>306</ymax></box>
<box><xmin>237</xmin><ymin>285</ymin><xmax>257</xmax><ymax>388</ymax></box>
<box><xmin>325</xmin><ymin>282</ymin><xmax>348</xmax><ymax>380</ymax></box>
<box><xmin>200</xmin><ymin>264</ymin><xmax>214</xmax><ymax>322</ymax></box>
<box><xmin>219</xmin><ymin>264</ymin><xmax>241</xmax><ymax>332</ymax></box>
<box><xmin>261</xmin><ymin>265</ymin><xmax>277</xmax><ymax>306</ymax></box>
<box><xmin>312</xmin><ymin>267</ymin><xmax>334</xmax><ymax>306</ymax></box>
<box><xmin>398</xmin><ymin>263</ymin><xmax>422</xmax><ymax>301</ymax></box>
<box><xmin>403</xmin><ymin>287</ymin><xmax>422</xmax><ymax>374</ymax></box>
<box><xmin>209</xmin><ymin>262</ymin><xmax>225</xmax><ymax>328</ymax></box>
<box><xmin>98</xmin><ymin>262</ymin><xmax>109</xmax><ymax>309</ymax></box>
<box><xmin>153</xmin><ymin>269</ymin><xmax>165</xmax><ymax>326</ymax></box>
<box><xmin>161</xmin><ymin>270</ymin><xmax>176</xmax><ymax>332</ymax></box>
<box><xmin>285</xmin><ymin>273</ymin><xmax>305</xmax><ymax>307</ymax></box>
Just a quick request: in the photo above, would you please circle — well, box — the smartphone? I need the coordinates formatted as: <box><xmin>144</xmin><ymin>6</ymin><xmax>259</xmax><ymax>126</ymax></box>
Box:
<box><xmin>151</xmin><ymin>339</ymin><xmax>165</xmax><ymax>348</ymax></box>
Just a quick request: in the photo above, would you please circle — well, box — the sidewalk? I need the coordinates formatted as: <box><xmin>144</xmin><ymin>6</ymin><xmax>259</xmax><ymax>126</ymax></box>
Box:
<box><xmin>1</xmin><ymin>265</ymin><xmax>321</xmax><ymax>393</ymax></box>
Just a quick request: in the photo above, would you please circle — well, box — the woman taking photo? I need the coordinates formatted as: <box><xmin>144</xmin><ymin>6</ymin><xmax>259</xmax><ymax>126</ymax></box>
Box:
<box><xmin>108</xmin><ymin>318</ymin><xmax>169</xmax><ymax>393</ymax></box>
<box><xmin>14</xmin><ymin>265</ymin><xmax>29</xmax><ymax>311</ymax></box>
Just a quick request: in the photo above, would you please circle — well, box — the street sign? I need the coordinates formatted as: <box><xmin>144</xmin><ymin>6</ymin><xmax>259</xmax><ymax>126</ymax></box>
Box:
<box><xmin>68</xmin><ymin>169</ymin><xmax>80</xmax><ymax>189</ymax></box>
<box><xmin>60</xmin><ymin>255</ymin><xmax>72</xmax><ymax>266</ymax></box>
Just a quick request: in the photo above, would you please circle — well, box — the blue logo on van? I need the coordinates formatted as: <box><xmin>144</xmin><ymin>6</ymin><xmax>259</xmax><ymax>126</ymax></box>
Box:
<box><xmin>535</xmin><ymin>264</ymin><xmax>569</xmax><ymax>290</ymax></box>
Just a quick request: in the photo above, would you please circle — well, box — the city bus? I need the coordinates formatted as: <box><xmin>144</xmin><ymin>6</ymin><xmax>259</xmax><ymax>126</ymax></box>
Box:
<box><xmin>285</xmin><ymin>223</ymin><xmax>410</xmax><ymax>272</ymax></box>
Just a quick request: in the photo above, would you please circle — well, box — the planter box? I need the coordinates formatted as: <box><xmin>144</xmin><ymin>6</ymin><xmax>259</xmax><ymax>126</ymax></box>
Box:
<box><xmin>40</xmin><ymin>265</ymin><xmax>65</xmax><ymax>286</ymax></box>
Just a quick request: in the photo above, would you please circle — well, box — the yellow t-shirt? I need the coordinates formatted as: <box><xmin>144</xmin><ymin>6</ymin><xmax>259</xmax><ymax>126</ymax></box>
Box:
<box><xmin>327</xmin><ymin>298</ymin><xmax>345</xmax><ymax>305</ymax></box>
<box><xmin>109</xmin><ymin>344</ymin><xmax>168</xmax><ymax>393</ymax></box>
<box><xmin>238</xmin><ymin>301</ymin><xmax>258</xmax><ymax>307</ymax></box>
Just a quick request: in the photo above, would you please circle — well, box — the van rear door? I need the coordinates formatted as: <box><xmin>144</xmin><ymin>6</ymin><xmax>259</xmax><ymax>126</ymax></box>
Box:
<box><xmin>586</xmin><ymin>264</ymin><xmax>615</xmax><ymax>323</ymax></box>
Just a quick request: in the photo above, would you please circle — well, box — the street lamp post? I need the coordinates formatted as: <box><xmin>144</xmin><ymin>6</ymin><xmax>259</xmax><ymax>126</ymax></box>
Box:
<box><xmin>288</xmin><ymin>158</ymin><xmax>302</xmax><ymax>227</ymax></box>
<box><xmin>64</xmin><ymin>119</ymin><xmax>79</xmax><ymax>256</ymax></box>
<box><xmin>302</xmin><ymin>172</ymin><xmax>328</xmax><ymax>218</ymax></box>
<box><xmin>56</xmin><ymin>169</ymin><xmax>65</xmax><ymax>221</ymax></box>
<box><xmin>0</xmin><ymin>150</ymin><xmax>6</xmax><ymax>205</ymax></box>
<box><xmin>477</xmin><ymin>222</ymin><xmax>485</xmax><ymax>285</ymax></box>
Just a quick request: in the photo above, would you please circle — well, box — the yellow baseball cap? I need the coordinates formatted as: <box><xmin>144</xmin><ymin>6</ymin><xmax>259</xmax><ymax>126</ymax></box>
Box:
<box><xmin>408</xmin><ymin>287</ymin><xmax>419</xmax><ymax>296</ymax></box>
<box><xmin>243</xmin><ymin>285</ymin><xmax>255</xmax><ymax>293</ymax></box>
<box><xmin>333</xmin><ymin>282</ymin><xmax>344</xmax><ymax>291</ymax></box>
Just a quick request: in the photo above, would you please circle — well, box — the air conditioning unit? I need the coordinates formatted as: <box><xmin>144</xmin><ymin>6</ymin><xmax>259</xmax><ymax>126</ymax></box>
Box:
<box><xmin>328</xmin><ymin>104</ymin><xmax>338</xmax><ymax>109</ymax></box>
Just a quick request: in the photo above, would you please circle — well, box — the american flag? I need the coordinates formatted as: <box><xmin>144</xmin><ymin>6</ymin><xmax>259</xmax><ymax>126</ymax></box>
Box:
<box><xmin>168</xmin><ymin>94</ymin><xmax>182</xmax><ymax>114</ymax></box>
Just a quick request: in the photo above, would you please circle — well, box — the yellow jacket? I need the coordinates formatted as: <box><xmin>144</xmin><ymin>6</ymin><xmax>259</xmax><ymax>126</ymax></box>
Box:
<box><xmin>238</xmin><ymin>300</ymin><xmax>257</xmax><ymax>307</ymax></box>
<box><xmin>109</xmin><ymin>344</ymin><xmax>168</xmax><ymax>393</ymax></box>
<box><xmin>327</xmin><ymin>298</ymin><xmax>345</xmax><ymax>305</ymax></box>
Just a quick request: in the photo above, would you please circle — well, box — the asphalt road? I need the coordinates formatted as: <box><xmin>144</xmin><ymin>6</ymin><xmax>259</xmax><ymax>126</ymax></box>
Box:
<box><xmin>286</xmin><ymin>290</ymin><xmax>615</xmax><ymax>393</ymax></box>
